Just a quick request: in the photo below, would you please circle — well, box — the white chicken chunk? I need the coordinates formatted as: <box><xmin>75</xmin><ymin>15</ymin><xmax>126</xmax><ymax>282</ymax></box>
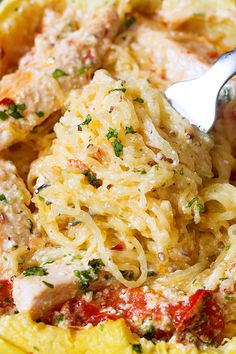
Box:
<box><xmin>0</xmin><ymin>6</ymin><xmax>119</xmax><ymax>150</ymax></box>
<box><xmin>0</xmin><ymin>159</ymin><xmax>33</xmax><ymax>251</ymax></box>
<box><xmin>13</xmin><ymin>256</ymin><xmax>112</xmax><ymax>320</ymax></box>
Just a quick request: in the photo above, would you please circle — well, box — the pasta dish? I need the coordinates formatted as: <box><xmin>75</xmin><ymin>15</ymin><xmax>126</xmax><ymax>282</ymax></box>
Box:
<box><xmin>0</xmin><ymin>0</ymin><xmax>235</xmax><ymax>353</ymax></box>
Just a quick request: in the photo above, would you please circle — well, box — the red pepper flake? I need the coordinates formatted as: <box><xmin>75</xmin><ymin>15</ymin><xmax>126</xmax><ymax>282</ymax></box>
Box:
<box><xmin>0</xmin><ymin>98</ymin><xmax>15</xmax><ymax>106</ymax></box>
<box><xmin>111</xmin><ymin>242</ymin><xmax>125</xmax><ymax>251</ymax></box>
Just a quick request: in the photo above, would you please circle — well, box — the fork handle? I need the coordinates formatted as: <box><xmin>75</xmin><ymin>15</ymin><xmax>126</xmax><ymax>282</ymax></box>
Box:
<box><xmin>201</xmin><ymin>47</ymin><xmax>236</xmax><ymax>92</ymax></box>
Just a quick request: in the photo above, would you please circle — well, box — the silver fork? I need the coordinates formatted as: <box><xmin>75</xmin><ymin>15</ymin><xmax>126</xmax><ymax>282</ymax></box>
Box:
<box><xmin>165</xmin><ymin>47</ymin><xmax>236</xmax><ymax>132</ymax></box>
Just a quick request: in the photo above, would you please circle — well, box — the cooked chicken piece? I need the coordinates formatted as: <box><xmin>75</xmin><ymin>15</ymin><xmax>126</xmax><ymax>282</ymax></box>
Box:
<box><xmin>0</xmin><ymin>7</ymin><xmax>119</xmax><ymax>151</ymax></box>
<box><xmin>130</xmin><ymin>21</ymin><xmax>209</xmax><ymax>84</ymax></box>
<box><xmin>0</xmin><ymin>159</ymin><xmax>33</xmax><ymax>251</ymax></box>
<box><xmin>13</xmin><ymin>257</ymin><xmax>113</xmax><ymax>320</ymax></box>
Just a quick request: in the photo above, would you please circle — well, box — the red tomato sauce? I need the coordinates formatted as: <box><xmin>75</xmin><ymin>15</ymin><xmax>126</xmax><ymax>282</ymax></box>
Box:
<box><xmin>0</xmin><ymin>280</ymin><xmax>13</xmax><ymax>308</ymax></box>
<box><xmin>45</xmin><ymin>287</ymin><xmax>224</xmax><ymax>343</ymax></box>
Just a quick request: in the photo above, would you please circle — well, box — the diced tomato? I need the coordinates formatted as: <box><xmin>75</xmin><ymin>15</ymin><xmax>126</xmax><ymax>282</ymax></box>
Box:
<box><xmin>60</xmin><ymin>298</ymin><xmax>101</xmax><ymax>326</ymax></box>
<box><xmin>206</xmin><ymin>51</ymin><xmax>218</xmax><ymax>60</ymax></box>
<box><xmin>47</xmin><ymin>287</ymin><xmax>224</xmax><ymax>344</ymax></box>
<box><xmin>111</xmin><ymin>242</ymin><xmax>125</xmax><ymax>251</ymax></box>
<box><xmin>0</xmin><ymin>280</ymin><xmax>13</xmax><ymax>308</ymax></box>
<box><xmin>0</xmin><ymin>98</ymin><xmax>15</xmax><ymax>106</ymax></box>
<box><xmin>170</xmin><ymin>289</ymin><xmax>224</xmax><ymax>342</ymax></box>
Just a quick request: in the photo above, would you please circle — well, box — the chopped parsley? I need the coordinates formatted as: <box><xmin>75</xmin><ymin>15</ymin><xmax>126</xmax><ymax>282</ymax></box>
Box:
<box><xmin>219</xmin><ymin>277</ymin><xmax>228</xmax><ymax>281</ymax></box>
<box><xmin>71</xmin><ymin>254</ymin><xmax>82</xmax><ymax>261</ymax></box>
<box><xmin>23</xmin><ymin>266</ymin><xmax>48</xmax><ymax>277</ymax></box>
<box><xmin>155</xmin><ymin>164</ymin><xmax>160</xmax><ymax>171</ymax></box>
<box><xmin>33</xmin><ymin>346</ymin><xmax>39</xmax><ymax>351</ymax></box>
<box><xmin>0</xmin><ymin>194</ymin><xmax>8</xmax><ymax>203</ymax></box>
<box><xmin>73</xmin><ymin>270</ymin><xmax>92</xmax><ymax>291</ymax></box>
<box><xmin>179</xmin><ymin>168</ymin><xmax>184</xmax><ymax>176</ymax></box>
<box><xmin>147</xmin><ymin>271</ymin><xmax>157</xmax><ymax>277</ymax></box>
<box><xmin>54</xmin><ymin>313</ymin><xmax>64</xmax><ymax>324</ymax></box>
<box><xmin>186</xmin><ymin>197</ymin><xmax>198</xmax><ymax>208</ymax></box>
<box><xmin>109</xmin><ymin>88</ymin><xmax>126</xmax><ymax>93</ymax></box>
<box><xmin>125</xmin><ymin>15</ymin><xmax>136</xmax><ymax>28</ymax></box>
<box><xmin>78</xmin><ymin>65</ymin><xmax>91</xmax><ymax>75</ymax></box>
<box><xmin>52</xmin><ymin>68</ymin><xmax>69</xmax><ymax>79</ymax></box>
<box><xmin>225</xmin><ymin>244</ymin><xmax>231</xmax><ymax>251</ymax></box>
<box><xmin>82</xmin><ymin>169</ymin><xmax>102</xmax><ymax>188</ymax></box>
<box><xmin>106</xmin><ymin>128</ymin><xmax>118</xmax><ymax>140</ymax></box>
<box><xmin>132</xmin><ymin>344</ymin><xmax>142</xmax><ymax>353</ymax></box>
<box><xmin>42</xmin><ymin>280</ymin><xmax>54</xmax><ymax>288</ymax></box>
<box><xmin>140</xmin><ymin>169</ymin><xmax>147</xmax><ymax>175</ymax></box>
<box><xmin>225</xmin><ymin>295</ymin><xmax>235</xmax><ymax>301</ymax></box>
<box><xmin>133</xmin><ymin>97</ymin><xmax>144</xmax><ymax>103</ymax></box>
<box><xmin>36</xmin><ymin>111</ymin><xmax>44</xmax><ymax>117</ymax></box>
<box><xmin>0</xmin><ymin>102</ymin><xmax>26</xmax><ymax>120</ymax></box>
<box><xmin>81</xmin><ymin>114</ymin><xmax>92</xmax><ymax>125</ymax></box>
<box><xmin>38</xmin><ymin>195</ymin><xmax>45</xmax><ymax>202</ymax></box>
<box><xmin>0</xmin><ymin>283</ymin><xmax>3</xmax><ymax>289</ymax></box>
<box><xmin>112</xmin><ymin>139</ymin><xmax>123</xmax><ymax>157</ymax></box>
<box><xmin>125</xmin><ymin>126</ymin><xmax>136</xmax><ymax>135</ymax></box>
<box><xmin>0</xmin><ymin>111</ymin><xmax>8</xmax><ymax>121</ymax></box>
<box><xmin>43</xmin><ymin>260</ymin><xmax>55</xmax><ymax>265</ymax></box>
<box><xmin>197</xmin><ymin>203</ymin><xmax>205</xmax><ymax>213</ymax></box>
<box><xmin>88</xmin><ymin>258</ymin><xmax>105</xmax><ymax>273</ymax></box>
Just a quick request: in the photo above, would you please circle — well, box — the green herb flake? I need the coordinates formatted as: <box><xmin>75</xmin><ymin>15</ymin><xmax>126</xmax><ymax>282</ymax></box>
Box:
<box><xmin>43</xmin><ymin>260</ymin><xmax>55</xmax><ymax>265</ymax></box>
<box><xmin>140</xmin><ymin>169</ymin><xmax>146</xmax><ymax>175</ymax></box>
<box><xmin>73</xmin><ymin>270</ymin><xmax>92</xmax><ymax>291</ymax></box>
<box><xmin>133</xmin><ymin>97</ymin><xmax>144</xmax><ymax>103</ymax></box>
<box><xmin>179</xmin><ymin>168</ymin><xmax>184</xmax><ymax>176</ymax></box>
<box><xmin>0</xmin><ymin>111</ymin><xmax>9</xmax><ymax>120</ymax></box>
<box><xmin>71</xmin><ymin>254</ymin><xmax>82</xmax><ymax>261</ymax></box>
<box><xmin>225</xmin><ymin>295</ymin><xmax>235</xmax><ymax>301</ymax></box>
<box><xmin>225</xmin><ymin>244</ymin><xmax>231</xmax><ymax>251</ymax></box>
<box><xmin>219</xmin><ymin>277</ymin><xmax>228</xmax><ymax>281</ymax></box>
<box><xmin>28</xmin><ymin>219</ymin><xmax>33</xmax><ymax>233</ymax></box>
<box><xmin>109</xmin><ymin>88</ymin><xmax>126</xmax><ymax>94</ymax></box>
<box><xmin>52</xmin><ymin>68</ymin><xmax>69</xmax><ymax>79</ymax></box>
<box><xmin>33</xmin><ymin>346</ymin><xmax>40</xmax><ymax>352</ymax></box>
<box><xmin>99</xmin><ymin>324</ymin><xmax>104</xmax><ymax>331</ymax></box>
<box><xmin>186</xmin><ymin>197</ymin><xmax>198</xmax><ymax>208</ymax></box>
<box><xmin>0</xmin><ymin>194</ymin><xmax>8</xmax><ymax>203</ymax></box>
<box><xmin>147</xmin><ymin>271</ymin><xmax>157</xmax><ymax>277</ymax></box>
<box><xmin>54</xmin><ymin>313</ymin><xmax>64</xmax><ymax>324</ymax></box>
<box><xmin>197</xmin><ymin>203</ymin><xmax>205</xmax><ymax>213</ymax></box>
<box><xmin>125</xmin><ymin>16</ymin><xmax>136</xmax><ymax>28</ymax></box>
<box><xmin>125</xmin><ymin>126</ymin><xmax>136</xmax><ymax>135</ymax></box>
<box><xmin>82</xmin><ymin>169</ymin><xmax>101</xmax><ymax>188</ymax></box>
<box><xmin>38</xmin><ymin>195</ymin><xmax>45</xmax><ymax>202</ymax></box>
<box><xmin>132</xmin><ymin>344</ymin><xmax>142</xmax><ymax>353</ymax></box>
<box><xmin>155</xmin><ymin>164</ymin><xmax>160</xmax><ymax>171</ymax></box>
<box><xmin>78</xmin><ymin>65</ymin><xmax>91</xmax><ymax>75</ymax></box>
<box><xmin>88</xmin><ymin>258</ymin><xmax>105</xmax><ymax>273</ymax></box>
<box><xmin>23</xmin><ymin>266</ymin><xmax>48</xmax><ymax>277</ymax></box>
<box><xmin>36</xmin><ymin>111</ymin><xmax>45</xmax><ymax>117</ymax></box>
<box><xmin>0</xmin><ymin>283</ymin><xmax>3</xmax><ymax>289</ymax></box>
<box><xmin>81</xmin><ymin>114</ymin><xmax>92</xmax><ymax>126</ymax></box>
<box><xmin>42</xmin><ymin>280</ymin><xmax>54</xmax><ymax>288</ymax></box>
<box><xmin>112</xmin><ymin>139</ymin><xmax>123</xmax><ymax>157</ymax></box>
<box><xmin>106</xmin><ymin>128</ymin><xmax>118</xmax><ymax>140</ymax></box>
